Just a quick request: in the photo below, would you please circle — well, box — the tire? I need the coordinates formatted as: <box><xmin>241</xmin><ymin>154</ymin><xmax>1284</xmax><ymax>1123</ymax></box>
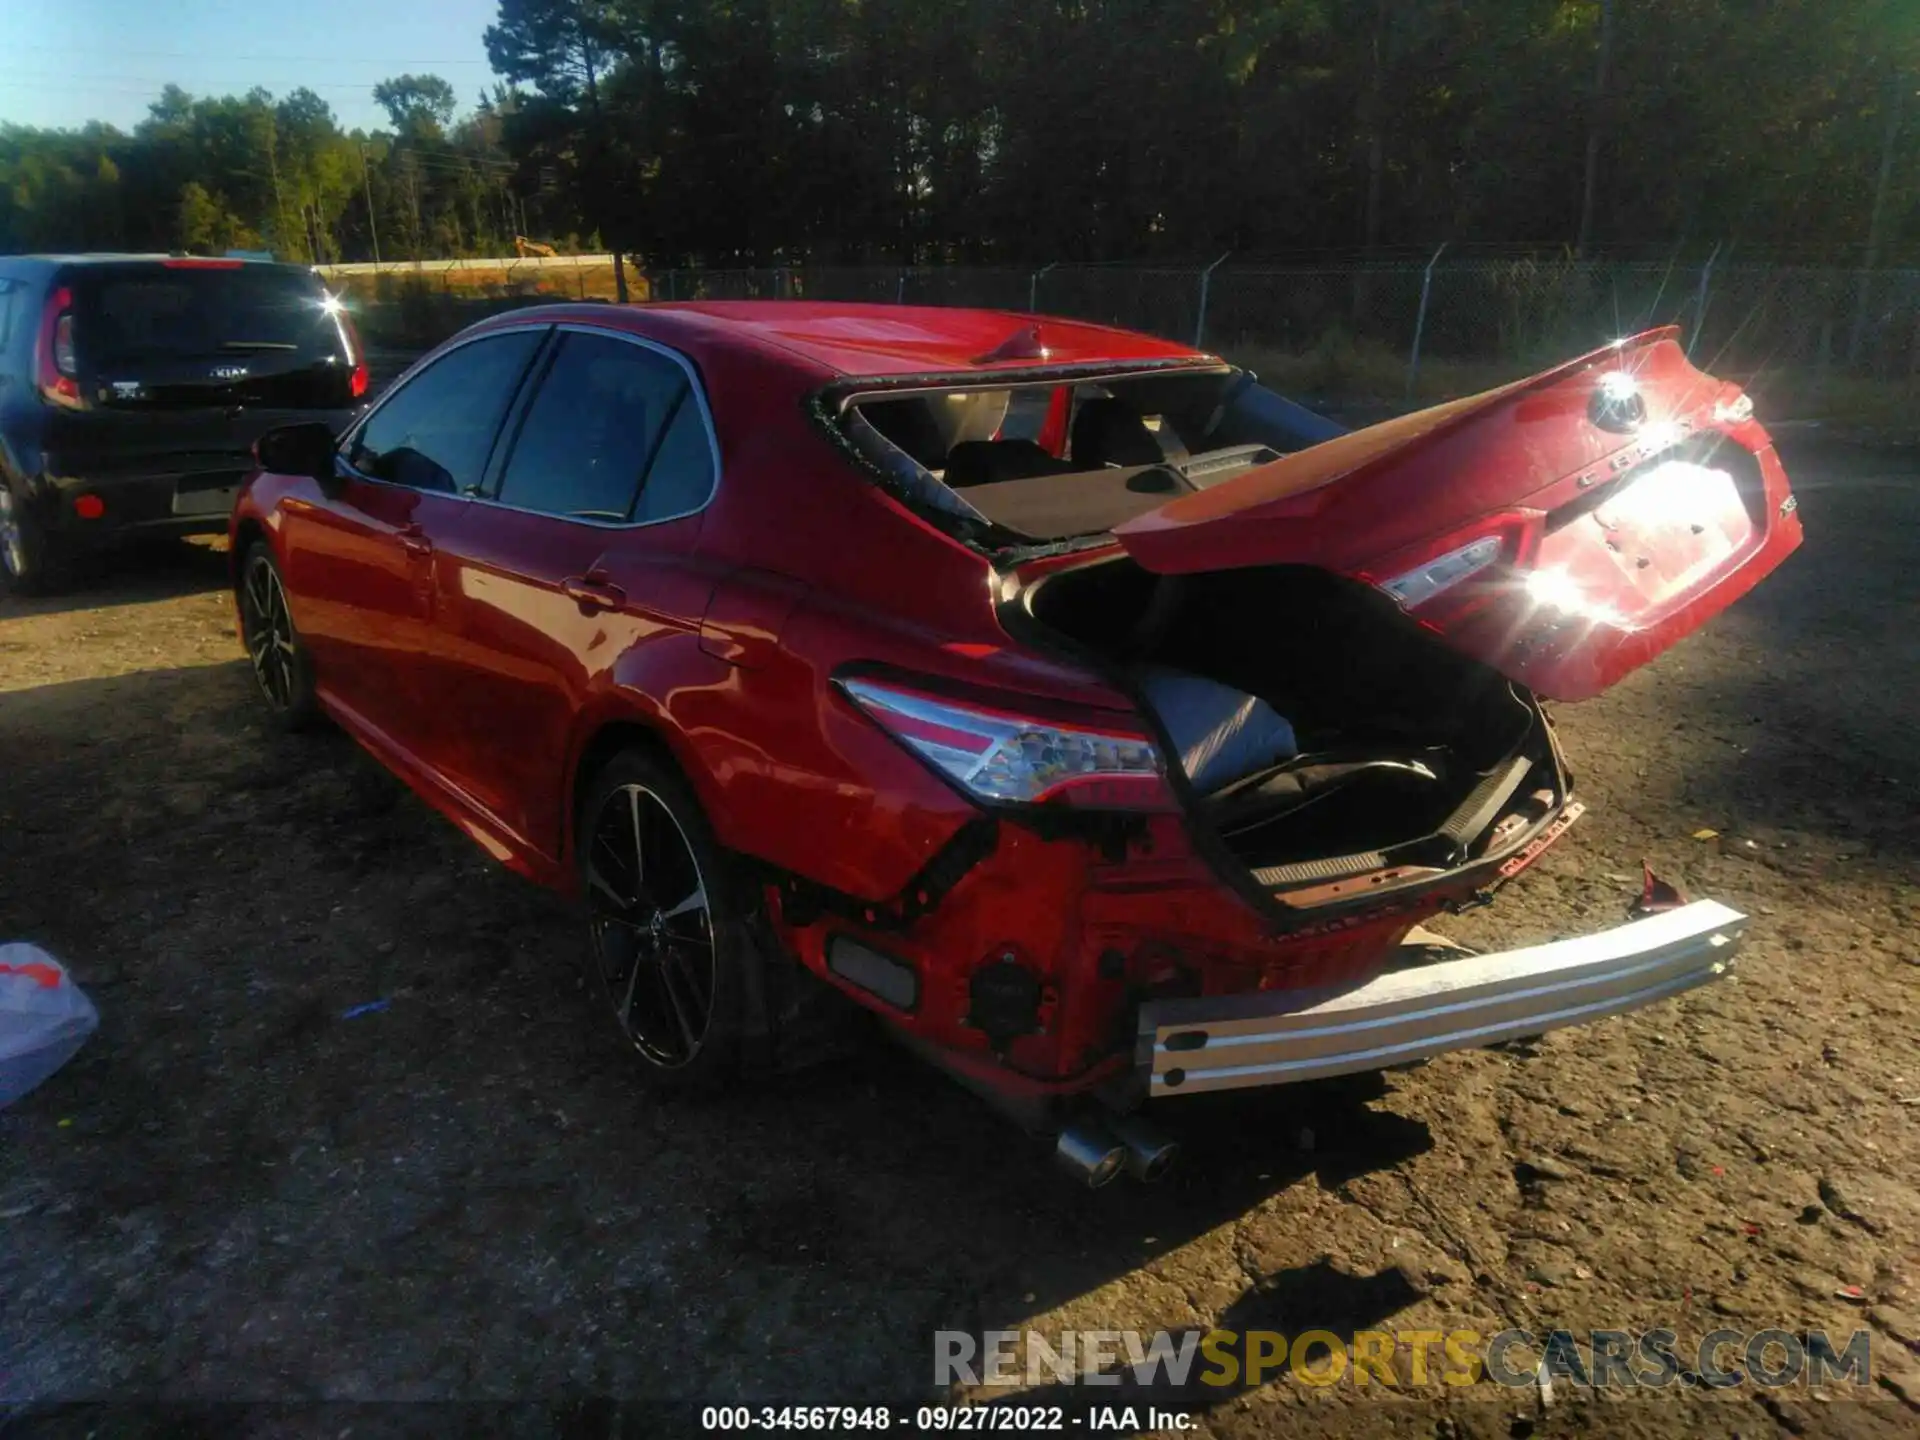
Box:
<box><xmin>576</xmin><ymin>749</ymin><xmax>754</xmax><ymax>1092</ymax></box>
<box><xmin>236</xmin><ymin>541</ymin><xmax>319</xmax><ymax>731</ymax></box>
<box><xmin>0</xmin><ymin>479</ymin><xmax>59</xmax><ymax>597</ymax></box>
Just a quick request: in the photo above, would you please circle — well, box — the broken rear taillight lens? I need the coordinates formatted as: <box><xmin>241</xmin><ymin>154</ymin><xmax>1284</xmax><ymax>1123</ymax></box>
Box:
<box><xmin>839</xmin><ymin>676</ymin><xmax>1173</xmax><ymax>811</ymax></box>
<box><xmin>1713</xmin><ymin>390</ymin><xmax>1755</xmax><ymax>427</ymax></box>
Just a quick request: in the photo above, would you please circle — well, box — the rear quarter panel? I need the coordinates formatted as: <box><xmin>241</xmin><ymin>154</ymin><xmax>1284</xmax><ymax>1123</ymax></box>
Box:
<box><xmin>604</xmin><ymin>337</ymin><xmax>1136</xmax><ymax>902</ymax></box>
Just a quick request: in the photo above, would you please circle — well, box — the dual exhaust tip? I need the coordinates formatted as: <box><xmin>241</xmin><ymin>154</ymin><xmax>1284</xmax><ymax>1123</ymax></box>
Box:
<box><xmin>1054</xmin><ymin>1112</ymin><xmax>1180</xmax><ymax>1188</ymax></box>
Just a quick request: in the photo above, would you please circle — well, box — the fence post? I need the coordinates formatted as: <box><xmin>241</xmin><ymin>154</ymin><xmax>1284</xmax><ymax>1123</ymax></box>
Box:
<box><xmin>896</xmin><ymin>271</ymin><xmax>907</xmax><ymax>305</ymax></box>
<box><xmin>1029</xmin><ymin>261</ymin><xmax>1059</xmax><ymax>314</ymax></box>
<box><xmin>1405</xmin><ymin>242</ymin><xmax>1449</xmax><ymax>406</ymax></box>
<box><xmin>1193</xmin><ymin>252</ymin><xmax>1232</xmax><ymax>349</ymax></box>
<box><xmin>1690</xmin><ymin>244</ymin><xmax>1721</xmax><ymax>357</ymax></box>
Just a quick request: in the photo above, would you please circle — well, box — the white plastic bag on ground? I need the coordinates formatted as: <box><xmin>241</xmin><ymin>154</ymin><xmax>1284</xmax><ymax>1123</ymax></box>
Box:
<box><xmin>0</xmin><ymin>943</ymin><xmax>99</xmax><ymax>1109</ymax></box>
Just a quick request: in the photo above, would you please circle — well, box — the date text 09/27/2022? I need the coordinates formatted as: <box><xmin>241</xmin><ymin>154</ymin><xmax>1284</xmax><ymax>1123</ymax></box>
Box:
<box><xmin>700</xmin><ymin>1407</ymin><xmax>1189</xmax><ymax>1432</ymax></box>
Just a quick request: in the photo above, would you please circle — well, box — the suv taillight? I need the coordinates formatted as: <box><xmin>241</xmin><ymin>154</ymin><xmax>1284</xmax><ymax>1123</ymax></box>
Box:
<box><xmin>325</xmin><ymin>295</ymin><xmax>370</xmax><ymax>399</ymax></box>
<box><xmin>35</xmin><ymin>286</ymin><xmax>82</xmax><ymax>409</ymax></box>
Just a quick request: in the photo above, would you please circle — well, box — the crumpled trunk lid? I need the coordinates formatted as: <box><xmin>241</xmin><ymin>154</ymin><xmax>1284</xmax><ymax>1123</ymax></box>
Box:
<box><xmin>1110</xmin><ymin>328</ymin><xmax>1802</xmax><ymax>701</ymax></box>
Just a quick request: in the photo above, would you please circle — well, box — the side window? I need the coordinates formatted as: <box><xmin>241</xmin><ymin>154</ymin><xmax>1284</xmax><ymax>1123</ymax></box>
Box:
<box><xmin>634</xmin><ymin>393</ymin><xmax>717</xmax><ymax>522</ymax></box>
<box><xmin>348</xmin><ymin>329</ymin><xmax>545</xmax><ymax>493</ymax></box>
<box><xmin>494</xmin><ymin>330</ymin><xmax>707</xmax><ymax>522</ymax></box>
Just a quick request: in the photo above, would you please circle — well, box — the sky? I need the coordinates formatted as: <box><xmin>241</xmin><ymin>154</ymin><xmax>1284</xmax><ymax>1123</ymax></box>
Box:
<box><xmin>0</xmin><ymin>0</ymin><xmax>503</xmax><ymax>134</ymax></box>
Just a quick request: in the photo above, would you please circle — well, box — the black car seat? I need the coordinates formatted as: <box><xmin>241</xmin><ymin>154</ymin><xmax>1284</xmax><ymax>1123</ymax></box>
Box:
<box><xmin>1070</xmin><ymin>397</ymin><xmax>1166</xmax><ymax>469</ymax></box>
<box><xmin>943</xmin><ymin>439</ymin><xmax>1079</xmax><ymax>488</ymax></box>
<box><xmin>861</xmin><ymin>398</ymin><xmax>950</xmax><ymax>470</ymax></box>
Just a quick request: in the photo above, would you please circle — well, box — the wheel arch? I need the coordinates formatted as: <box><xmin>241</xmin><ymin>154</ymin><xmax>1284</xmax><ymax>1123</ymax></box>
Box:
<box><xmin>562</xmin><ymin>711</ymin><xmax>716</xmax><ymax>892</ymax></box>
<box><xmin>231</xmin><ymin>515</ymin><xmax>269</xmax><ymax>589</ymax></box>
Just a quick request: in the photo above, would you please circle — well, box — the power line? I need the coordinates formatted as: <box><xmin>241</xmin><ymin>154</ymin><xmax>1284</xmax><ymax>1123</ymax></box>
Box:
<box><xmin>1</xmin><ymin>79</ymin><xmax>179</xmax><ymax>95</ymax></box>
<box><xmin>0</xmin><ymin>68</ymin><xmax>407</xmax><ymax>94</ymax></box>
<box><xmin>390</xmin><ymin>148</ymin><xmax>522</xmax><ymax>172</ymax></box>
<box><xmin>3</xmin><ymin>42</ymin><xmax>494</xmax><ymax>66</ymax></box>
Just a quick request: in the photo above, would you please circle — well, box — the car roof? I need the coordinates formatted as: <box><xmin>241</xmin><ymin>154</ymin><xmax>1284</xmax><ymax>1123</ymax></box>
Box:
<box><xmin>484</xmin><ymin>300</ymin><xmax>1211</xmax><ymax>380</ymax></box>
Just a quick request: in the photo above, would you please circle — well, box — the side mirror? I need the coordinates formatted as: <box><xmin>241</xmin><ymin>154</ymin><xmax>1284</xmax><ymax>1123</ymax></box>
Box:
<box><xmin>254</xmin><ymin>421</ymin><xmax>338</xmax><ymax>482</ymax></box>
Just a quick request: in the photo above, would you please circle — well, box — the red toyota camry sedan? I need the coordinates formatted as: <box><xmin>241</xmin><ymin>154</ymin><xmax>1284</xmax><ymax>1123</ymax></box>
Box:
<box><xmin>232</xmin><ymin>301</ymin><xmax>1799</xmax><ymax>1184</ymax></box>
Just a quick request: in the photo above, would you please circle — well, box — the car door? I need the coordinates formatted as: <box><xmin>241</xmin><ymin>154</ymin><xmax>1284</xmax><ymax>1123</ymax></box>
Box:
<box><xmin>278</xmin><ymin>325</ymin><xmax>548</xmax><ymax>752</ymax></box>
<box><xmin>429</xmin><ymin>325</ymin><xmax>722</xmax><ymax>857</ymax></box>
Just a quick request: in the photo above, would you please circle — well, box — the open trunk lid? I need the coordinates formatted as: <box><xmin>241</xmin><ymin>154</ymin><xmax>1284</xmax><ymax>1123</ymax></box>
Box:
<box><xmin>1110</xmin><ymin>328</ymin><xmax>1802</xmax><ymax>701</ymax></box>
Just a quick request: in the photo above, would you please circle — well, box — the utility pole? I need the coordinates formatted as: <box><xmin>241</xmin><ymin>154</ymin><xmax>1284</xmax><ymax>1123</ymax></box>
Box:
<box><xmin>1849</xmin><ymin>68</ymin><xmax>1906</xmax><ymax>367</ymax></box>
<box><xmin>266</xmin><ymin>134</ymin><xmax>292</xmax><ymax>260</ymax></box>
<box><xmin>407</xmin><ymin>163</ymin><xmax>423</xmax><ymax>262</ymax></box>
<box><xmin>359</xmin><ymin>143</ymin><xmax>382</xmax><ymax>265</ymax></box>
<box><xmin>1577</xmin><ymin>0</ymin><xmax>1616</xmax><ymax>257</ymax></box>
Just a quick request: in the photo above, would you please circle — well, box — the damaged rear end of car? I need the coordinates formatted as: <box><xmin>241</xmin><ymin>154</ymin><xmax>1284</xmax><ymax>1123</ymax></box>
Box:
<box><xmin>795</xmin><ymin>323</ymin><xmax>1794</xmax><ymax>1179</ymax></box>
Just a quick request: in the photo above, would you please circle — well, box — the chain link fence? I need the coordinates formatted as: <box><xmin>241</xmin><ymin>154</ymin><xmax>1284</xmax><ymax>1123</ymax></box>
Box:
<box><xmin>644</xmin><ymin>257</ymin><xmax>1920</xmax><ymax>412</ymax></box>
<box><xmin>356</xmin><ymin>254</ymin><xmax>1920</xmax><ymax>423</ymax></box>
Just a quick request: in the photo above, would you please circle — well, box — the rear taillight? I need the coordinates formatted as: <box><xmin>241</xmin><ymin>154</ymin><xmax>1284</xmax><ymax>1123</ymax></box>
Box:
<box><xmin>1364</xmin><ymin>511</ymin><xmax>1543</xmax><ymax>624</ymax></box>
<box><xmin>1713</xmin><ymin>390</ymin><xmax>1755</xmax><ymax>427</ymax></box>
<box><xmin>1376</xmin><ymin>536</ymin><xmax>1503</xmax><ymax>610</ymax></box>
<box><xmin>34</xmin><ymin>286</ymin><xmax>81</xmax><ymax>409</ymax></box>
<box><xmin>838</xmin><ymin>676</ymin><xmax>1174</xmax><ymax>811</ymax></box>
<box><xmin>52</xmin><ymin>314</ymin><xmax>76</xmax><ymax>374</ymax></box>
<box><xmin>326</xmin><ymin>295</ymin><xmax>370</xmax><ymax>399</ymax></box>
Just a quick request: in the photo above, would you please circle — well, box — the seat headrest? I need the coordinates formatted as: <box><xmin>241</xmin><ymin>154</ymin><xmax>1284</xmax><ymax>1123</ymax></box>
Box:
<box><xmin>944</xmin><ymin>439</ymin><xmax>1077</xmax><ymax>488</ymax></box>
<box><xmin>1070</xmin><ymin>397</ymin><xmax>1165</xmax><ymax>469</ymax></box>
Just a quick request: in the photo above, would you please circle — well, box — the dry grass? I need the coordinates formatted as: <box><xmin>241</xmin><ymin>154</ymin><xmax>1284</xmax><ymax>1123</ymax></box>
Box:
<box><xmin>1743</xmin><ymin>369</ymin><xmax>1920</xmax><ymax>430</ymax></box>
<box><xmin>329</xmin><ymin>261</ymin><xmax>644</xmax><ymax>307</ymax></box>
<box><xmin>1228</xmin><ymin>332</ymin><xmax>1528</xmax><ymax>409</ymax></box>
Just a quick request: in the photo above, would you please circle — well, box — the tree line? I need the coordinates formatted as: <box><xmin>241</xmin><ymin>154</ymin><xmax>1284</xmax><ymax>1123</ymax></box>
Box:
<box><xmin>3</xmin><ymin>0</ymin><xmax>1917</xmax><ymax>268</ymax></box>
<box><xmin>0</xmin><ymin>76</ymin><xmax>542</xmax><ymax>264</ymax></box>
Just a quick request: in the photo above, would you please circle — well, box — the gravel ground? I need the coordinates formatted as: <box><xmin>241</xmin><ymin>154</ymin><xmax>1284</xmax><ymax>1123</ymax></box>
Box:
<box><xmin>1</xmin><ymin>439</ymin><xmax>1916</xmax><ymax>1439</ymax></box>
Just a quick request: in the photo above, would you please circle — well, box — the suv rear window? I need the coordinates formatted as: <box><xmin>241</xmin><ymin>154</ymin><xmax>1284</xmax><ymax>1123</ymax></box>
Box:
<box><xmin>74</xmin><ymin>267</ymin><xmax>345</xmax><ymax>367</ymax></box>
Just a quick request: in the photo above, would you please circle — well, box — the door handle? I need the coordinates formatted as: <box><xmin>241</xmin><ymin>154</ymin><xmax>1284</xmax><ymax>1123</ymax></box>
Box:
<box><xmin>398</xmin><ymin>523</ymin><xmax>433</xmax><ymax>559</ymax></box>
<box><xmin>562</xmin><ymin>574</ymin><xmax>627</xmax><ymax>614</ymax></box>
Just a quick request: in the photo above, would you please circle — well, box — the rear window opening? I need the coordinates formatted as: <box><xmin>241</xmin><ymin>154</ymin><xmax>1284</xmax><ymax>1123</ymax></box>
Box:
<box><xmin>835</xmin><ymin>368</ymin><xmax>1346</xmax><ymax>546</ymax></box>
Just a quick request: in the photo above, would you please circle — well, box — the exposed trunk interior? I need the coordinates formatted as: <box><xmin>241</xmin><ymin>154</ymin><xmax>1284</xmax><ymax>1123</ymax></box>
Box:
<box><xmin>1023</xmin><ymin>559</ymin><xmax>1563</xmax><ymax>896</ymax></box>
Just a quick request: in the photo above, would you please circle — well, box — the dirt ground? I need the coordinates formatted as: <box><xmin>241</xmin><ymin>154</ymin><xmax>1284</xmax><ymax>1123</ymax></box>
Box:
<box><xmin>1</xmin><ymin>437</ymin><xmax>1916</xmax><ymax>1438</ymax></box>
